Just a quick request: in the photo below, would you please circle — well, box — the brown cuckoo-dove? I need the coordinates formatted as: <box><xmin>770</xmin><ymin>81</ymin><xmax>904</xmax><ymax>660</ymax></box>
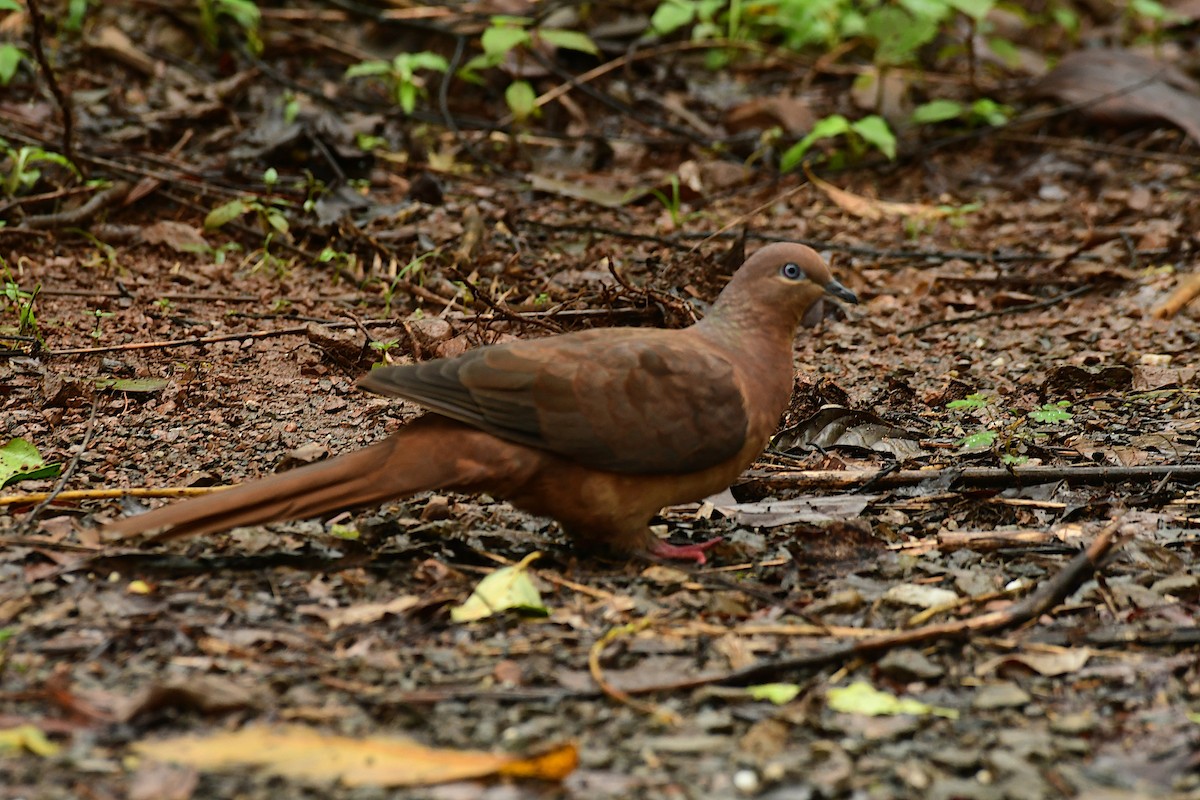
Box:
<box><xmin>105</xmin><ymin>243</ymin><xmax>857</xmax><ymax>562</ymax></box>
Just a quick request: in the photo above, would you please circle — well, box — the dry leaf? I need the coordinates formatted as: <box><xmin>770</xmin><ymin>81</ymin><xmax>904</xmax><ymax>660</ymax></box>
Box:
<box><xmin>807</xmin><ymin>170</ymin><xmax>952</xmax><ymax>221</ymax></box>
<box><xmin>133</xmin><ymin>725</ymin><xmax>578</xmax><ymax>787</ymax></box>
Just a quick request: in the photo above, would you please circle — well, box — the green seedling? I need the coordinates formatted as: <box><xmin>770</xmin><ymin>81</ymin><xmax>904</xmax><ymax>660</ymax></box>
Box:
<box><xmin>0</xmin><ymin>139</ymin><xmax>79</xmax><ymax>197</ymax></box>
<box><xmin>196</xmin><ymin>0</ymin><xmax>262</xmax><ymax>54</ymax></box>
<box><xmin>89</xmin><ymin>309</ymin><xmax>115</xmax><ymax>341</ymax></box>
<box><xmin>910</xmin><ymin>98</ymin><xmax>1014</xmax><ymax>128</ymax></box>
<box><xmin>781</xmin><ymin>114</ymin><xmax>896</xmax><ymax>171</ymax></box>
<box><xmin>204</xmin><ymin>179</ymin><xmax>293</xmax><ymax>274</ymax></box>
<box><xmin>460</xmin><ymin>16</ymin><xmax>599</xmax><ymax>122</ymax></box>
<box><xmin>0</xmin><ymin>43</ymin><xmax>25</xmax><ymax>86</ymax></box>
<box><xmin>377</xmin><ymin>251</ymin><xmax>438</xmax><ymax>315</ymax></box>
<box><xmin>1</xmin><ymin>259</ymin><xmax>40</xmax><ymax>341</ymax></box>
<box><xmin>369</xmin><ymin>339</ymin><xmax>399</xmax><ymax>368</ymax></box>
<box><xmin>346</xmin><ymin>51</ymin><xmax>450</xmax><ymax>115</ymax></box>
<box><xmin>948</xmin><ymin>393</ymin><xmax>1074</xmax><ymax>465</ymax></box>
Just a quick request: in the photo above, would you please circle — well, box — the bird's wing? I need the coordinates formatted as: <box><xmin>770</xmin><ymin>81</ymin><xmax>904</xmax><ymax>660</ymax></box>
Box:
<box><xmin>357</xmin><ymin>329</ymin><xmax>749</xmax><ymax>474</ymax></box>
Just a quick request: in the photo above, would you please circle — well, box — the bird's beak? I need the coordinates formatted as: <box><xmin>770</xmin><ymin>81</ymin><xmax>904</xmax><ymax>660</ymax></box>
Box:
<box><xmin>824</xmin><ymin>278</ymin><xmax>858</xmax><ymax>304</ymax></box>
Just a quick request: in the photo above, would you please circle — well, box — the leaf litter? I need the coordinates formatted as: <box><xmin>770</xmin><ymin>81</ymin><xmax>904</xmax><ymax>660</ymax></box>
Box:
<box><xmin>1</xmin><ymin>5</ymin><xmax>1199</xmax><ymax>800</ymax></box>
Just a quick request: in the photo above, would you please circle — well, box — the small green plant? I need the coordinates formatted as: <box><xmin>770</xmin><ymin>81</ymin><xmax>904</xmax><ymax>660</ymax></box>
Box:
<box><xmin>0</xmin><ymin>139</ymin><xmax>79</xmax><ymax>197</ymax></box>
<box><xmin>203</xmin><ymin>178</ymin><xmax>292</xmax><ymax>273</ymax></box>
<box><xmin>317</xmin><ymin>246</ymin><xmax>358</xmax><ymax>274</ymax></box>
<box><xmin>0</xmin><ymin>42</ymin><xmax>25</xmax><ymax>86</ymax></box>
<box><xmin>948</xmin><ymin>393</ymin><xmax>1074</xmax><ymax>465</ymax></box>
<box><xmin>1029</xmin><ymin>401</ymin><xmax>1073</xmax><ymax>424</ymax></box>
<box><xmin>64</xmin><ymin>0</ymin><xmax>93</xmax><ymax>31</ymax></box>
<box><xmin>346</xmin><ymin>51</ymin><xmax>450</xmax><ymax>115</ymax></box>
<box><xmin>780</xmin><ymin>114</ymin><xmax>896</xmax><ymax>171</ymax></box>
<box><xmin>154</xmin><ymin>297</ymin><xmax>175</xmax><ymax>312</ymax></box>
<box><xmin>910</xmin><ymin>98</ymin><xmax>1013</xmax><ymax>128</ymax></box>
<box><xmin>369</xmin><ymin>339</ymin><xmax>399</xmax><ymax>367</ymax></box>
<box><xmin>89</xmin><ymin>309</ymin><xmax>114</xmax><ymax>341</ymax></box>
<box><xmin>376</xmin><ymin>251</ymin><xmax>437</xmax><ymax>314</ymax></box>
<box><xmin>649</xmin><ymin>174</ymin><xmax>685</xmax><ymax>228</ymax></box>
<box><xmin>1</xmin><ymin>260</ymin><xmax>40</xmax><ymax>340</ymax></box>
<box><xmin>461</xmin><ymin>16</ymin><xmax>599</xmax><ymax>122</ymax></box>
<box><xmin>196</xmin><ymin>0</ymin><xmax>262</xmax><ymax>54</ymax></box>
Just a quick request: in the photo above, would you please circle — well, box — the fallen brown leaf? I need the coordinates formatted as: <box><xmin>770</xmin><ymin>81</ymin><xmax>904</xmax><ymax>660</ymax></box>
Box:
<box><xmin>132</xmin><ymin>725</ymin><xmax>578</xmax><ymax>787</ymax></box>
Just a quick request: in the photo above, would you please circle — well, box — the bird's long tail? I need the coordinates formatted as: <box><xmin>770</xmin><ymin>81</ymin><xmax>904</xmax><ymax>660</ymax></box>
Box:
<box><xmin>104</xmin><ymin>417</ymin><xmax>481</xmax><ymax>541</ymax></box>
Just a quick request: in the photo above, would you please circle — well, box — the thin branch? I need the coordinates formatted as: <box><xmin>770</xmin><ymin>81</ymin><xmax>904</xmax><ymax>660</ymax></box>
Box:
<box><xmin>23</xmin><ymin>0</ymin><xmax>75</xmax><ymax>169</ymax></box>
<box><xmin>741</xmin><ymin>463</ymin><xmax>1200</xmax><ymax>493</ymax></box>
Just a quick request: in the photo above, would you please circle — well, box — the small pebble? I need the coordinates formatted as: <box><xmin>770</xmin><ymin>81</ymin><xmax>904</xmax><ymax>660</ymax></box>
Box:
<box><xmin>733</xmin><ymin>769</ymin><xmax>760</xmax><ymax>795</ymax></box>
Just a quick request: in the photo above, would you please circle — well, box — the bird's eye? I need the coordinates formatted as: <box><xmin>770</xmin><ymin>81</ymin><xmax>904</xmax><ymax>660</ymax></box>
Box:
<box><xmin>780</xmin><ymin>262</ymin><xmax>802</xmax><ymax>280</ymax></box>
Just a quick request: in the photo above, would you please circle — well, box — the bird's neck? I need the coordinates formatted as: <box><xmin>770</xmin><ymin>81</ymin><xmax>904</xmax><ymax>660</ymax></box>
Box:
<box><xmin>698</xmin><ymin>301</ymin><xmax>801</xmax><ymax>355</ymax></box>
<box><xmin>694</xmin><ymin>307</ymin><xmax>799</xmax><ymax>415</ymax></box>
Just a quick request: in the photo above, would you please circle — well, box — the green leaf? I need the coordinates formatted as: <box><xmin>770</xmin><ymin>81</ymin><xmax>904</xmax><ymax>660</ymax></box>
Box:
<box><xmin>328</xmin><ymin>523</ymin><xmax>360</xmax><ymax>540</ymax></box>
<box><xmin>204</xmin><ymin>199</ymin><xmax>248</xmax><ymax>229</ymax></box>
<box><xmin>865</xmin><ymin>6</ymin><xmax>939</xmax><ymax>65</ymax></box>
<box><xmin>850</xmin><ymin>115</ymin><xmax>896</xmax><ymax>159</ymax></box>
<box><xmin>538</xmin><ymin>29</ymin><xmax>599</xmax><ymax>56</ymax></box>
<box><xmin>986</xmin><ymin>36</ymin><xmax>1022</xmax><ymax>68</ymax></box>
<box><xmin>970</xmin><ymin>97</ymin><xmax>1013</xmax><ymax>126</ymax></box>
<box><xmin>398</xmin><ymin>80</ymin><xmax>417</xmax><ymax>114</ymax></box>
<box><xmin>827</xmin><ymin>682</ymin><xmax>958</xmax><ymax>718</ymax></box>
<box><xmin>911</xmin><ymin>99</ymin><xmax>964</xmax><ymax>125</ymax></box>
<box><xmin>748</xmin><ymin>683</ymin><xmax>802</xmax><ymax>705</ymax></box>
<box><xmin>344</xmin><ymin>60</ymin><xmax>392</xmax><ymax>79</ymax></box>
<box><xmin>959</xmin><ymin>430</ymin><xmax>997</xmax><ymax>449</ymax></box>
<box><xmin>505</xmin><ymin>79</ymin><xmax>537</xmax><ymax>122</ymax></box>
<box><xmin>451</xmin><ymin>552</ymin><xmax>548</xmax><ymax>622</ymax></box>
<box><xmin>0</xmin><ymin>0</ymin><xmax>22</xmax><ymax>11</ymax></box>
<box><xmin>1130</xmin><ymin>0</ymin><xmax>1169</xmax><ymax>19</ymax></box>
<box><xmin>947</xmin><ymin>0</ymin><xmax>995</xmax><ymax>20</ymax></box>
<box><xmin>650</xmin><ymin>0</ymin><xmax>697</xmax><ymax>35</ymax></box>
<box><xmin>0</xmin><ymin>438</ymin><xmax>61</xmax><ymax>488</ymax></box>
<box><xmin>780</xmin><ymin>114</ymin><xmax>851</xmax><ymax>172</ymax></box>
<box><xmin>1029</xmin><ymin>402</ymin><xmax>1073</xmax><ymax>424</ymax></box>
<box><xmin>265</xmin><ymin>210</ymin><xmax>289</xmax><ymax>234</ymax></box>
<box><xmin>65</xmin><ymin>0</ymin><xmax>89</xmax><ymax>30</ymax></box>
<box><xmin>0</xmin><ymin>44</ymin><xmax>22</xmax><ymax>86</ymax></box>
<box><xmin>947</xmin><ymin>393</ymin><xmax>989</xmax><ymax>410</ymax></box>
<box><xmin>95</xmin><ymin>377</ymin><xmax>169</xmax><ymax>393</ymax></box>
<box><xmin>406</xmin><ymin>51</ymin><xmax>449</xmax><ymax>72</ymax></box>
<box><xmin>215</xmin><ymin>0</ymin><xmax>260</xmax><ymax>30</ymax></box>
<box><xmin>481</xmin><ymin>25</ymin><xmax>531</xmax><ymax>56</ymax></box>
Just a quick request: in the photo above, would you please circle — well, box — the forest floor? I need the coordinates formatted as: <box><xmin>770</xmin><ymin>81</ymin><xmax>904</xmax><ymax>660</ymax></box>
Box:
<box><xmin>1</xmin><ymin>3</ymin><xmax>1199</xmax><ymax>799</ymax></box>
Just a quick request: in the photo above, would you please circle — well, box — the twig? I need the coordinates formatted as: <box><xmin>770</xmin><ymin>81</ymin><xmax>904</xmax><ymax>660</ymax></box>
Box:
<box><xmin>705</xmin><ymin>517</ymin><xmax>1124</xmax><ymax>687</ymax></box>
<box><xmin>0</xmin><ymin>486</ymin><xmax>231</xmax><ymax>508</ymax></box>
<box><xmin>741</xmin><ymin>463</ymin><xmax>1200</xmax><ymax>493</ymax></box>
<box><xmin>44</xmin><ymin>325</ymin><xmax>312</xmax><ymax>356</ymax></box>
<box><xmin>1153</xmin><ymin>271</ymin><xmax>1200</xmax><ymax>319</ymax></box>
<box><xmin>23</xmin><ymin>0</ymin><xmax>75</xmax><ymax>169</ymax></box>
<box><xmin>900</xmin><ymin>284</ymin><xmax>1094</xmax><ymax>336</ymax></box>
<box><xmin>588</xmin><ymin>619</ymin><xmax>681</xmax><ymax>724</ymax></box>
<box><xmin>16</xmin><ymin>400</ymin><xmax>100</xmax><ymax>533</ymax></box>
<box><xmin>19</xmin><ymin>181</ymin><xmax>131</xmax><ymax>229</ymax></box>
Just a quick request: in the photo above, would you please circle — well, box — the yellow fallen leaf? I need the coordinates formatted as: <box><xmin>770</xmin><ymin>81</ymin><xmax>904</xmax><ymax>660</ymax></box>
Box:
<box><xmin>0</xmin><ymin>724</ymin><xmax>60</xmax><ymax>756</ymax></box>
<box><xmin>451</xmin><ymin>552</ymin><xmax>548</xmax><ymax>622</ymax></box>
<box><xmin>826</xmin><ymin>682</ymin><xmax>957</xmax><ymax>719</ymax></box>
<box><xmin>132</xmin><ymin>725</ymin><xmax>577</xmax><ymax>787</ymax></box>
<box><xmin>806</xmin><ymin>168</ymin><xmax>952</xmax><ymax>221</ymax></box>
<box><xmin>747</xmin><ymin>683</ymin><xmax>802</xmax><ymax>705</ymax></box>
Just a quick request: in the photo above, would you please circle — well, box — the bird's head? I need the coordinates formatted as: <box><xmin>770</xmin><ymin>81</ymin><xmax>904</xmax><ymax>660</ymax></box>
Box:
<box><xmin>708</xmin><ymin>242</ymin><xmax>857</xmax><ymax>331</ymax></box>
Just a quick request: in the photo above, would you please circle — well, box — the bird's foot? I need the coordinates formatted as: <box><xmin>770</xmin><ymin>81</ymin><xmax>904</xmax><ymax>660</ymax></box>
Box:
<box><xmin>650</xmin><ymin>536</ymin><xmax>723</xmax><ymax>565</ymax></box>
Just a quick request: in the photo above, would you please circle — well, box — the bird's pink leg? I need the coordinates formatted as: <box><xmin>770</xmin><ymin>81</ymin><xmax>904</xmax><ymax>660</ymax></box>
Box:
<box><xmin>650</xmin><ymin>536</ymin><xmax>723</xmax><ymax>564</ymax></box>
